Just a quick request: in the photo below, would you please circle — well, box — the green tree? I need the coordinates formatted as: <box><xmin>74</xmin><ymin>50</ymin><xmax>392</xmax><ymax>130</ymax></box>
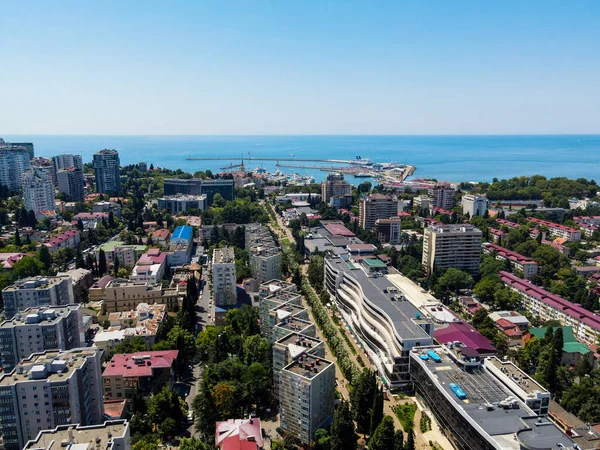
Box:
<box><xmin>113</xmin><ymin>254</ymin><xmax>120</xmax><ymax>277</ymax></box>
<box><xmin>98</xmin><ymin>249</ymin><xmax>107</xmax><ymax>276</ymax></box>
<box><xmin>179</xmin><ymin>437</ymin><xmax>212</xmax><ymax>450</ymax></box>
<box><xmin>370</xmin><ymin>386</ymin><xmax>384</xmax><ymax>436</ymax></box>
<box><xmin>393</xmin><ymin>430</ymin><xmax>404</xmax><ymax>450</ymax></box>
<box><xmin>330</xmin><ymin>401</ymin><xmax>357</xmax><ymax>450</ymax></box>
<box><xmin>38</xmin><ymin>245</ymin><xmax>52</xmax><ymax>272</ymax></box>
<box><xmin>75</xmin><ymin>249</ymin><xmax>85</xmax><ymax>269</ymax></box>
<box><xmin>242</xmin><ymin>334</ymin><xmax>271</xmax><ymax>367</ymax></box>
<box><xmin>350</xmin><ymin>368</ymin><xmax>377</xmax><ymax>434</ymax></box>
<box><xmin>368</xmin><ymin>415</ymin><xmax>395</xmax><ymax>450</ymax></box>
<box><xmin>404</xmin><ymin>430</ymin><xmax>416</xmax><ymax>450</ymax></box>
<box><xmin>308</xmin><ymin>255</ymin><xmax>325</xmax><ymax>291</ymax></box>
<box><xmin>12</xmin><ymin>257</ymin><xmax>44</xmax><ymax>279</ymax></box>
<box><xmin>132</xmin><ymin>434</ymin><xmax>159</xmax><ymax>450</ymax></box>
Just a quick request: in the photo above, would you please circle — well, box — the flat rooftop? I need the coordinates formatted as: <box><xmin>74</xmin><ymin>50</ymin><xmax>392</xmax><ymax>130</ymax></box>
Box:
<box><xmin>275</xmin><ymin>332</ymin><xmax>322</xmax><ymax>349</ymax></box>
<box><xmin>486</xmin><ymin>357</ymin><xmax>547</xmax><ymax>396</ymax></box>
<box><xmin>0</xmin><ymin>305</ymin><xmax>80</xmax><ymax>328</ymax></box>
<box><xmin>23</xmin><ymin>420</ymin><xmax>128</xmax><ymax>450</ymax></box>
<box><xmin>260</xmin><ymin>279</ymin><xmax>296</xmax><ymax>294</ymax></box>
<box><xmin>3</xmin><ymin>275</ymin><xmax>70</xmax><ymax>292</ymax></box>
<box><xmin>213</xmin><ymin>247</ymin><xmax>235</xmax><ymax>263</ymax></box>
<box><xmin>275</xmin><ymin>317</ymin><xmax>314</xmax><ymax>333</ymax></box>
<box><xmin>283</xmin><ymin>353</ymin><xmax>333</xmax><ymax>379</ymax></box>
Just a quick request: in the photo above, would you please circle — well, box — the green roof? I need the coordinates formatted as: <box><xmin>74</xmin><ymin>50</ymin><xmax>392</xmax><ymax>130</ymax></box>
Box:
<box><xmin>98</xmin><ymin>241</ymin><xmax>147</xmax><ymax>252</ymax></box>
<box><xmin>363</xmin><ymin>258</ymin><xmax>387</xmax><ymax>267</ymax></box>
<box><xmin>529</xmin><ymin>326</ymin><xmax>591</xmax><ymax>355</ymax></box>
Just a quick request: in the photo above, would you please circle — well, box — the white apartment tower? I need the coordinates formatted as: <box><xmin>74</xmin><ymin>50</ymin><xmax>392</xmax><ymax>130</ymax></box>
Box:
<box><xmin>52</xmin><ymin>154</ymin><xmax>83</xmax><ymax>172</ymax></box>
<box><xmin>212</xmin><ymin>247</ymin><xmax>237</xmax><ymax>306</ymax></box>
<box><xmin>2</xmin><ymin>276</ymin><xmax>75</xmax><ymax>320</ymax></box>
<box><xmin>422</xmin><ymin>224</ymin><xmax>483</xmax><ymax>276</ymax></box>
<box><xmin>461</xmin><ymin>194</ymin><xmax>488</xmax><ymax>217</ymax></box>
<box><xmin>246</xmin><ymin>224</ymin><xmax>281</xmax><ymax>283</ymax></box>
<box><xmin>22</xmin><ymin>168</ymin><xmax>55</xmax><ymax>215</ymax></box>
<box><xmin>0</xmin><ymin>148</ymin><xmax>30</xmax><ymax>191</ymax></box>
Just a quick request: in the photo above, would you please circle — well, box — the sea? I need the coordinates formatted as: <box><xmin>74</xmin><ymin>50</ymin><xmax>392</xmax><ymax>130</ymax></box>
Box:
<box><xmin>3</xmin><ymin>135</ymin><xmax>600</xmax><ymax>185</ymax></box>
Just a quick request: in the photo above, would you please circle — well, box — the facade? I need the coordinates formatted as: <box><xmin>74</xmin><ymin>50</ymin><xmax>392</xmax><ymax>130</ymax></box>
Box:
<box><xmin>413</xmin><ymin>194</ymin><xmax>431</xmax><ymax>211</ymax></box>
<box><xmin>324</xmin><ymin>256</ymin><xmax>434</xmax><ymax>386</ymax></box>
<box><xmin>321</xmin><ymin>173</ymin><xmax>352</xmax><ymax>205</ymax></box>
<box><xmin>52</xmin><ymin>154</ymin><xmax>83</xmax><ymax>172</ymax></box>
<box><xmin>157</xmin><ymin>194</ymin><xmax>207</xmax><ymax>214</ymax></box>
<box><xmin>163</xmin><ymin>178</ymin><xmax>235</xmax><ymax>204</ymax></box>
<box><xmin>23</xmin><ymin>420</ymin><xmax>130</xmax><ymax>450</ymax></box>
<box><xmin>246</xmin><ymin>224</ymin><xmax>282</xmax><ymax>283</ymax></box>
<box><xmin>422</xmin><ymin>224</ymin><xmax>482</xmax><ymax>276</ymax></box>
<box><xmin>167</xmin><ymin>225</ymin><xmax>194</xmax><ymax>267</ymax></box>
<box><xmin>428</xmin><ymin>184</ymin><xmax>456</xmax><ymax>209</ymax></box>
<box><xmin>22</xmin><ymin>168</ymin><xmax>55</xmax><ymax>215</ymax></box>
<box><xmin>96</xmin><ymin>241</ymin><xmax>147</xmax><ymax>266</ymax></box>
<box><xmin>0</xmin><ymin>305</ymin><xmax>83</xmax><ymax>372</ymax></box>
<box><xmin>93</xmin><ymin>149</ymin><xmax>121</xmax><ymax>194</ymax></box>
<box><xmin>359</xmin><ymin>194</ymin><xmax>399</xmax><ymax>230</ymax></box>
<box><xmin>102</xmin><ymin>279</ymin><xmax>169</xmax><ymax>313</ymax></box>
<box><xmin>130</xmin><ymin>249</ymin><xmax>167</xmax><ymax>284</ymax></box>
<box><xmin>482</xmin><ymin>242</ymin><xmax>538</xmax><ymax>279</ymax></box>
<box><xmin>212</xmin><ymin>248</ymin><xmax>237</xmax><ymax>306</ymax></box>
<box><xmin>42</xmin><ymin>230</ymin><xmax>81</xmax><ymax>254</ymax></box>
<box><xmin>2</xmin><ymin>141</ymin><xmax>34</xmax><ymax>159</ymax></box>
<box><xmin>56</xmin><ymin>168</ymin><xmax>85</xmax><ymax>202</ymax></box>
<box><xmin>0</xmin><ymin>148</ymin><xmax>30</xmax><ymax>191</ymax></box>
<box><xmin>2</xmin><ymin>276</ymin><xmax>74</xmax><ymax>320</ymax></box>
<box><xmin>93</xmin><ymin>201</ymin><xmax>122</xmax><ymax>218</ymax></box>
<box><xmin>0</xmin><ymin>348</ymin><xmax>104</xmax><ymax>450</ymax></box>
<box><xmin>461</xmin><ymin>194</ymin><xmax>488</xmax><ymax>217</ymax></box>
<box><xmin>528</xmin><ymin>217</ymin><xmax>582</xmax><ymax>241</ymax></box>
<box><xmin>279</xmin><ymin>354</ymin><xmax>335</xmax><ymax>445</ymax></box>
<box><xmin>375</xmin><ymin>217</ymin><xmax>402</xmax><ymax>244</ymax></box>
<box><xmin>501</xmin><ymin>271</ymin><xmax>600</xmax><ymax>346</ymax></box>
<box><xmin>259</xmin><ymin>280</ymin><xmax>298</xmax><ymax>337</ymax></box>
<box><xmin>102</xmin><ymin>350</ymin><xmax>178</xmax><ymax>399</ymax></box>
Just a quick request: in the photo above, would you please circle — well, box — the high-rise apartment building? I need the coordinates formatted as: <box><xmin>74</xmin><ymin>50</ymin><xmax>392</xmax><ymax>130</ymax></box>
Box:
<box><xmin>22</xmin><ymin>168</ymin><xmax>55</xmax><ymax>215</ymax></box>
<box><xmin>1</xmin><ymin>141</ymin><xmax>34</xmax><ymax>159</ymax></box>
<box><xmin>212</xmin><ymin>248</ymin><xmax>237</xmax><ymax>306</ymax></box>
<box><xmin>375</xmin><ymin>217</ymin><xmax>402</xmax><ymax>244</ymax></box>
<box><xmin>422</xmin><ymin>224</ymin><xmax>482</xmax><ymax>276</ymax></box>
<box><xmin>321</xmin><ymin>173</ymin><xmax>352</xmax><ymax>205</ymax></box>
<box><xmin>30</xmin><ymin>158</ymin><xmax>57</xmax><ymax>186</ymax></box>
<box><xmin>0</xmin><ymin>148</ymin><xmax>30</xmax><ymax>191</ymax></box>
<box><xmin>23</xmin><ymin>420</ymin><xmax>130</xmax><ymax>450</ymax></box>
<box><xmin>2</xmin><ymin>276</ymin><xmax>75</xmax><ymax>320</ymax></box>
<box><xmin>0</xmin><ymin>348</ymin><xmax>104</xmax><ymax>450</ymax></box>
<box><xmin>57</xmin><ymin>168</ymin><xmax>85</xmax><ymax>202</ymax></box>
<box><xmin>359</xmin><ymin>194</ymin><xmax>399</xmax><ymax>230</ymax></box>
<box><xmin>52</xmin><ymin>154</ymin><xmax>83</xmax><ymax>172</ymax></box>
<box><xmin>428</xmin><ymin>184</ymin><xmax>456</xmax><ymax>209</ymax></box>
<box><xmin>246</xmin><ymin>224</ymin><xmax>281</xmax><ymax>283</ymax></box>
<box><xmin>461</xmin><ymin>194</ymin><xmax>488</xmax><ymax>217</ymax></box>
<box><xmin>163</xmin><ymin>178</ymin><xmax>234</xmax><ymax>204</ymax></box>
<box><xmin>93</xmin><ymin>149</ymin><xmax>121</xmax><ymax>194</ymax></box>
<box><xmin>0</xmin><ymin>305</ymin><xmax>83</xmax><ymax>372</ymax></box>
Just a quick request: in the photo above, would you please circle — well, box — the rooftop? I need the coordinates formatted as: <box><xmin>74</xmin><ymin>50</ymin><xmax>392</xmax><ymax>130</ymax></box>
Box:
<box><xmin>323</xmin><ymin>223</ymin><xmax>355</xmax><ymax>237</ymax></box>
<box><xmin>528</xmin><ymin>217</ymin><xmax>579</xmax><ymax>233</ymax></box>
<box><xmin>172</xmin><ymin>225</ymin><xmax>193</xmax><ymax>242</ymax></box>
<box><xmin>103</xmin><ymin>350</ymin><xmax>179</xmax><ymax>378</ymax></box>
<box><xmin>486</xmin><ymin>357</ymin><xmax>547</xmax><ymax>396</ymax></box>
<box><xmin>283</xmin><ymin>353</ymin><xmax>333</xmax><ymax>379</ymax></box>
<box><xmin>213</xmin><ymin>247</ymin><xmax>235</xmax><ymax>263</ymax></box>
<box><xmin>215</xmin><ymin>418</ymin><xmax>263</xmax><ymax>448</ymax></box>
<box><xmin>0</xmin><ymin>305</ymin><xmax>80</xmax><ymax>329</ymax></box>
<box><xmin>434</xmin><ymin>322</ymin><xmax>496</xmax><ymax>355</ymax></box>
<box><xmin>528</xmin><ymin>327</ymin><xmax>591</xmax><ymax>355</ymax></box>
<box><xmin>23</xmin><ymin>420</ymin><xmax>129</xmax><ymax>450</ymax></box>
<box><xmin>3</xmin><ymin>275</ymin><xmax>71</xmax><ymax>292</ymax></box>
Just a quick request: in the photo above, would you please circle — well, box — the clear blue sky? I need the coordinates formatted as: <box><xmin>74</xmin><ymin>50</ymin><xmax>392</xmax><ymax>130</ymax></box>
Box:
<box><xmin>2</xmin><ymin>1</ymin><xmax>599</xmax><ymax>135</ymax></box>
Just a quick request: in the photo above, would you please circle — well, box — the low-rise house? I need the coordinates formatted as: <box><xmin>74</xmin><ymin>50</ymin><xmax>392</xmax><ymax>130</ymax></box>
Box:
<box><xmin>96</xmin><ymin>241</ymin><xmax>147</xmax><ymax>266</ymax></box>
<box><xmin>151</xmin><ymin>228</ymin><xmax>171</xmax><ymax>246</ymax></box>
<box><xmin>526</xmin><ymin>327</ymin><xmax>593</xmax><ymax>366</ymax></box>
<box><xmin>215</xmin><ymin>418</ymin><xmax>263</xmax><ymax>450</ymax></box>
<box><xmin>41</xmin><ymin>229</ymin><xmax>81</xmax><ymax>253</ymax></box>
<box><xmin>0</xmin><ymin>252</ymin><xmax>34</xmax><ymax>269</ymax></box>
<box><xmin>130</xmin><ymin>248</ymin><xmax>167</xmax><ymax>284</ymax></box>
<box><xmin>93</xmin><ymin>201</ymin><xmax>122</xmax><ymax>218</ymax></box>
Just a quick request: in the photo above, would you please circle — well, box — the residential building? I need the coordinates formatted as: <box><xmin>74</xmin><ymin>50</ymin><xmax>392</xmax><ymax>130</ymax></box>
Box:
<box><xmin>265</xmin><ymin>295</ymin><xmax>307</xmax><ymax>343</ymax></box>
<box><xmin>93</xmin><ymin>201</ymin><xmax>122</xmax><ymax>218</ymax></box>
<box><xmin>527</xmin><ymin>327</ymin><xmax>593</xmax><ymax>366</ymax></box>
<box><xmin>410</xmin><ymin>347</ymin><xmax>571</xmax><ymax>450</ymax></box>
<box><xmin>414</xmin><ymin>194</ymin><xmax>431</xmax><ymax>212</ymax></box>
<box><xmin>461</xmin><ymin>194</ymin><xmax>488</xmax><ymax>217</ymax></box>
<box><xmin>482</xmin><ymin>242</ymin><xmax>538</xmax><ymax>279</ymax></box>
<box><xmin>273</xmin><ymin>318</ymin><xmax>316</xmax><ymax>344</ymax></box>
<box><xmin>1</xmin><ymin>140</ymin><xmax>34</xmax><ymax>159</ymax></box>
<box><xmin>375</xmin><ymin>217</ymin><xmax>402</xmax><ymax>244</ymax></box>
<box><xmin>429</xmin><ymin>184</ymin><xmax>456</xmax><ymax>209</ymax></box>
<box><xmin>30</xmin><ymin>157</ymin><xmax>57</xmax><ymax>186</ymax></box>
<box><xmin>279</xmin><ymin>353</ymin><xmax>335</xmax><ymax>445</ymax></box>
<box><xmin>215</xmin><ymin>418</ymin><xmax>263</xmax><ymax>450</ymax></box>
<box><xmin>212</xmin><ymin>248</ymin><xmax>237</xmax><ymax>306</ymax></box>
<box><xmin>2</xmin><ymin>275</ymin><xmax>74</xmax><ymax>320</ymax></box>
<box><xmin>321</xmin><ymin>173</ymin><xmax>352</xmax><ymax>205</ymax></box>
<box><xmin>324</xmin><ymin>256</ymin><xmax>434</xmax><ymax>387</ymax></box>
<box><xmin>528</xmin><ymin>217</ymin><xmax>582</xmax><ymax>241</ymax></box>
<box><xmin>167</xmin><ymin>225</ymin><xmax>194</xmax><ymax>267</ymax></box>
<box><xmin>56</xmin><ymin>168</ymin><xmax>85</xmax><ymax>202</ymax></box>
<box><xmin>157</xmin><ymin>194</ymin><xmax>207</xmax><ymax>214</ymax></box>
<box><xmin>23</xmin><ymin>420</ymin><xmax>130</xmax><ymax>450</ymax></box>
<box><xmin>488</xmin><ymin>227</ymin><xmax>508</xmax><ymax>245</ymax></box>
<box><xmin>359</xmin><ymin>194</ymin><xmax>399</xmax><ymax>230</ymax></box>
<box><xmin>488</xmin><ymin>311</ymin><xmax>530</xmax><ymax>332</ymax></box>
<box><xmin>57</xmin><ymin>268</ymin><xmax>94</xmax><ymax>301</ymax></box>
<box><xmin>259</xmin><ymin>280</ymin><xmax>298</xmax><ymax>337</ymax></box>
<box><xmin>0</xmin><ymin>253</ymin><xmax>33</xmax><ymax>270</ymax></box>
<box><xmin>96</xmin><ymin>241</ymin><xmax>147</xmax><ymax>266</ymax></box>
<box><xmin>52</xmin><ymin>154</ymin><xmax>83</xmax><ymax>172</ymax></box>
<box><xmin>0</xmin><ymin>147</ymin><xmax>30</xmax><ymax>190</ymax></box>
<box><xmin>422</xmin><ymin>224</ymin><xmax>482</xmax><ymax>276</ymax></box>
<box><xmin>151</xmin><ymin>228</ymin><xmax>171</xmax><ymax>246</ymax></box>
<box><xmin>0</xmin><ymin>305</ymin><xmax>83</xmax><ymax>372</ymax></box>
<box><xmin>163</xmin><ymin>178</ymin><xmax>235</xmax><ymax>204</ymax></box>
<box><xmin>93</xmin><ymin>149</ymin><xmax>121</xmax><ymax>195</ymax></box>
<box><xmin>501</xmin><ymin>271</ymin><xmax>600</xmax><ymax>346</ymax></box>
<box><xmin>22</xmin><ymin>168</ymin><xmax>55</xmax><ymax>215</ymax></box>
<box><xmin>138</xmin><ymin>161</ymin><xmax>147</xmax><ymax>172</ymax></box>
<box><xmin>102</xmin><ymin>350</ymin><xmax>178</xmax><ymax>400</ymax></box>
<box><xmin>246</xmin><ymin>224</ymin><xmax>281</xmax><ymax>283</ymax></box>
<box><xmin>130</xmin><ymin>249</ymin><xmax>167</xmax><ymax>284</ymax></box>
<box><xmin>0</xmin><ymin>348</ymin><xmax>104</xmax><ymax>450</ymax></box>
<box><xmin>102</xmin><ymin>279</ymin><xmax>170</xmax><ymax>313</ymax></box>
<box><xmin>41</xmin><ymin>230</ymin><xmax>81</xmax><ymax>254</ymax></box>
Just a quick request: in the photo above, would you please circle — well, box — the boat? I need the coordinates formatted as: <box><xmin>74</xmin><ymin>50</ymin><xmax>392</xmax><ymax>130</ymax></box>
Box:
<box><xmin>290</xmin><ymin>153</ymin><xmax>295</xmax><ymax>156</ymax></box>
<box><xmin>353</xmin><ymin>173</ymin><xmax>372</xmax><ymax>178</ymax></box>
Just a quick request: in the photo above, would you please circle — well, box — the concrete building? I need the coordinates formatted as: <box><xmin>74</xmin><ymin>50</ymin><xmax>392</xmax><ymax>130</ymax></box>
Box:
<box><xmin>324</xmin><ymin>256</ymin><xmax>434</xmax><ymax>387</ymax></box>
<box><xmin>409</xmin><ymin>347</ymin><xmax>572</xmax><ymax>450</ymax></box>
<box><xmin>482</xmin><ymin>242</ymin><xmax>538</xmax><ymax>279</ymax></box>
<box><xmin>52</xmin><ymin>154</ymin><xmax>83</xmax><ymax>172</ymax></box>
<box><xmin>92</xmin><ymin>201</ymin><xmax>122</xmax><ymax>218</ymax></box>
<box><xmin>102</xmin><ymin>279</ymin><xmax>169</xmax><ymax>313</ymax></box>
<box><xmin>1</xmin><ymin>140</ymin><xmax>34</xmax><ymax>159</ymax></box>
<box><xmin>413</xmin><ymin>194</ymin><xmax>431</xmax><ymax>212</ymax></box>
<box><xmin>129</xmin><ymin>249</ymin><xmax>167</xmax><ymax>284</ymax></box>
<box><xmin>215</xmin><ymin>418</ymin><xmax>263</xmax><ymax>450</ymax></box>
<box><xmin>375</xmin><ymin>217</ymin><xmax>402</xmax><ymax>244</ymax></box>
<box><xmin>422</xmin><ymin>224</ymin><xmax>482</xmax><ymax>276</ymax></box>
<box><xmin>22</xmin><ymin>168</ymin><xmax>55</xmax><ymax>215</ymax></box>
<box><xmin>23</xmin><ymin>420</ymin><xmax>130</xmax><ymax>450</ymax></box>
<box><xmin>528</xmin><ymin>217</ymin><xmax>582</xmax><ymax>242</ymax></box>
<box><xmin>279</xmin><ymin>353</ymin><xmax>335</xmax><ymax>445</ymax></box>
<box><xmin>157</xmin><ymin>194</ymin><xmax>207</xmax><ymax>214</ymax></box>
<box><xmin>96</xmin><ymin>241</ymin><xmax>147</xmax><ymax>266</ymax></box>
<box><xmin>57</xmin><ymin>168</ymin><xmax>85</xmax><ymax>202</ymax></box>
<box><xmin>163</xmin><ymin>178</ymin><xmax>234</xmax><ymax>204</ymax></box>
<box><xmin>246</xmin><ymin>224</ymin><xmax>281</xmax><ymax>283</ymax></box>
<box><xmin>102</xmin><ymin>350</ymin><xmax>178</xmax><ymax>399</ymax></box>
<box><xmin>42</xmin><ymin>230</ymin><xmax>81</xmax><ymax>254</ymax></box>
<box><xmin>2</xmin><ymin>276</ymin><xmax>74</xmax><ymax>320</ymax></box>
<box><xmin>0</xmin><ymin>305</ymin><xmax>83</xmax><ymax>372</ymax></box>
<box><xmin>0</xmin><ymin>147</ymin><xmax>30</xmax><ymax>191</ymax></box>
<box><xmin>258</xmin><ymin>280</ymin><xmax>298</xmax><ymax>337</ymax></box>
<box><xmin>462</xmin><ymin>194</ymin><xmax>488</xmax><ymax>217</ymax></box>
<box><xmin>321</xmin><ymin>173</ymin><xmax>352</xmax><ymax>205</ymax></box>
<box><xmin>359</xmin><ymin>194</ymin><xmax>399</xmax><ymax>230</ymax></box>
<box><xmin>429</xmin><ymin>184</ymin><xmax>456</xmax><ymax>209</ymax></box>
<box><xmin>0</xmin><ymin>348</ymin><xmax>104</xmax><ymax>450</ymax></box>
<box><xmin>167</xmin><ymin>225</ymin><xmax>194</xmax><ymax>267</ymax></box>
<box><xmin>212</xmin><ymin>248</ymin><xmax>237</xmax><ymax>306</ymax></box>
<box><xmin>93</xmin><ymin>149</ymin><xmax>121</xmax><ymax>195</ymax></box>
<box><xmin>30</xmin><ymin>158</ymin><xmax>57</xmax><ymax>187</ymax></box>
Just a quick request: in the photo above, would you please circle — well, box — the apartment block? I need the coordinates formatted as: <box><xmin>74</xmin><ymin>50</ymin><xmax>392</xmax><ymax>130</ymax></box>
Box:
<box><xmin>0</xmin><ymin>349</ymin><xmax>104</xmax><ymax>450</ymax></box>
<box><xmin>157</xmin><ymin>194</ymin><xmax>207</xmax><ymax>214</ymax></box>
<box><xmin>273</xmin><ymin>317</ymin><xmax>316</xmax><ymax>344</ymax></box>
<box><xmin>482</xmin><ymin>242</ymin><xmax>538</xmax><ymax>279</ymax></box>
<box><xmin>321</xmin><ymin>173</ymin><xmax>352</xmax><ymax>205</ymax></box>
<box><xmin>359</xmin><ymin>194</ymin><xmax>399</xmax><ymax>230</ymax></box>
<box><xmin>0</xmin><ymin>305</ymin><xmax>83</xmax><ymax>372</ymax></box>
<box><xmin>375</xmin><ymin>217</ymin><xmax>402</xmax><ymax>244</ymax></box>
<box><xmin>52</xmin><ymin>154</ymin><xmax>83</xmax><ymax>172</ymax></box>
<box><xmin>167</xmin><ymin>225</ymin><xmax>194</xmax><ymax>267</ymax></box>
<box><xmin>246</xmin><ymin>224</ymin><xmax>282</xmax><ymax>283</ymax></box>
<box><xmin>422</xmin><ymin>224</ymin><xmax>482</xmax><ymax>276</ymax></box>
<box><xmin>0</xmin><ymin>148</ymin><xmax>30</xmax><ymax>191</ymax></box>
<box><xmin>528</xmin><ymin>217</ymin><xmax>582</xmax><ymax>242</ymax></box>
<box><xmin>428</xmin><ymin>184</ymin><xmax>456</xmax><ymax>209</ymax></box>
<box><xmin>96</xmin><ymin>241</ymin><xmax>147</xmax><ymax>266</ymax></box>
<box><xmin>57</xmin><ymin>168</ymin><xmax>85</xmax><ymax>202</ymax></box>
<box><xmin>23</xmin><ymin>420</ymin><xmax>130</xmax><ymax>450</ymax></box>
<box><xmin>163</xmin><ymin>178</ymin><xmax>235</xmax><ymax>204</ymax></box>
<box><xmin>2</xmin><ymin>276</ymin><xmax>75</xmax><ymax>320</ymax></box>
<box><xmin>41</xmin><ymin>230</ymin><xmax>81</xmax><ymax>254</ymax></box>
<box><xmin>102</xmin><ymin>279</ymin><xmax>166</xmax><ymax>313</ymax></box>
<box><xmin>212</xmin><ymin>248</ymin><xmax>237</xmax><ymax>306</ymax></box>
<box><xmin>0</xmin><ymin>140</ymin><xmax>34</xmax><ymax>159</ymax></box>
<box><xmin>259</xmin><ymin>280</ymin><xmax>299</xmax><ymax>338</ymax></box>
<box><xmin>22</xmin><ymin>168</ymin><xmax>55</xmax><ymax>215</ymax></box>
<box><xmin>461</xmin><ymin>194</ymin><xmax>488</xmax><ymax>217</ymax></box>
<box><xmin>279</xmin><ymin>354</ymin><xmax>335</xmax><ymax>445</ymax></box>
<box><xmin>130</xmin><ymin>249</ymin><xmax>167</xmax><ymax>284</ymax></box>
<box><xmin>93</xmin><ymin>149</ymin><xmax>121</xmax><ymax>195</ymax></box>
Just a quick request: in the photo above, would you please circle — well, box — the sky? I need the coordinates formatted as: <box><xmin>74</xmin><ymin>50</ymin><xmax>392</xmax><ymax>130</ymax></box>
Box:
<box><xmin>1</xmin><ymin>1</ymin><xmax>599</xmax><ymax>135</ymax></box>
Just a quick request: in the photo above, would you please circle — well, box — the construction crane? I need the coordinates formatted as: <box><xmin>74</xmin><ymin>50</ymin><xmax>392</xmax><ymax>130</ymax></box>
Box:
<box><xmin>220</xmin><ymin>163</ymin><xmax>244</xmax><ymax>171</ymax></box>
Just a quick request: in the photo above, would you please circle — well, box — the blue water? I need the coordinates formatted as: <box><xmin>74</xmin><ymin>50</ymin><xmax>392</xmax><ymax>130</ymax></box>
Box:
<box><xmin>3</xmin><ymin>135</ymin><xmax>600</xmax><ymax>184</ymax></box>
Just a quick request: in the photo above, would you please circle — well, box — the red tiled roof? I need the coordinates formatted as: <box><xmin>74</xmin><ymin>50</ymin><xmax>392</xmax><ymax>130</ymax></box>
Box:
<box><xmin>74</xmin><ymin>212</ymin><xmax>109</xmax><ymax>220</ymax></box>
<box><xmin>528</xmin><ymin>217</ymin><xmax>579</xmax><ymax>234</ymax></box>
<box><xmin>103</xmin><ymin>350</ymin><xmax>178</xmax><ymax>377</ymax></box>
<box><xmin>215</xmin><ymin>418</ymin><xmax>262</xmax><ymax>448</ymax></box>
<box><xmin>397</xmin><ymin>211</ymin><xmax>411</xmax><ymax>217</ymax></box>
<box><xmin>496</xmin><ymin>218</ymin><xmax>519</xmax><ymax>229</ymax></box>
<box><xmin>0</xmin><ymin>253</ymin><xmax>34</xmax><ymax>269</ymax></box>
<box><xmin>434</xmin><ymin>322</ymin><xmax>496</xmax><ymax>354</ymax></box>
<box><xmin>483</xmin><ymin>242</ymin><xmax>536</xmax><ymax>265</ymax></box>
<box><xmin>488</xmin><ymin>227</ymin><xmax>507</xmax><ymax>236</ymax></box>
<box><xmin>44</xmin><ymin>230</ymin><xmax>79</xmax><ymax>248</ymax></box>
<box><xmin>324</xmin><ymin>223</ymin><xmax>355</xmax><ymax>237</ymax></box>
<box><xmin>152</xmin><ymin>228</ymin><xmax>171</xmax><ymax>239</ymax></box>
<box><xmin>104</xmin><ymin>400</ymin><xmax>127</xmax><ymax>419</ymax></box>
<box><xmin>220</xmin><ymin>438</ymin><xmax>258</xmax><ymax>450</ymax></box>
<box><xmin>431</xmin><ymin>206</ymin><xmax>453</xmax><ymax>216</ymax></box>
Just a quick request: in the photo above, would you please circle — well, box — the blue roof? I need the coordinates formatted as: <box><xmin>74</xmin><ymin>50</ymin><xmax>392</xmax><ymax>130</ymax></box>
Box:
<box><xmin>172</xmin><ymin>226</ymin><xmax>192</xmax><ymax>241</ymax></box>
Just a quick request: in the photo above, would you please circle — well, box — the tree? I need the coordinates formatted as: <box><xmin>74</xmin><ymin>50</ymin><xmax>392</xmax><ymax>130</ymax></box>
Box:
<box><xmin>147</xmin><ymin>386</ymin><xmax>187</xmax><ymax>433</ymax></box>
<box><xmin>14</xmin><ymin>229</ymin><xmax>21</xmax><ymax>247</ymax></box>
<box><xmin>12</xmin><ymin>257</ymin><xmax>44</xmax><ymax>279</ymax></box>
<box><xmin>393</xmin><ymin>430</ymin><xmax>404</xmax><ymax>450</ymax></box>
<box><xmin>404</xmin><ymin>430</ymin><xmax>416</xmax><ymax>450</ymax></box>
<box><xmin>98</xmin><ymin>249</ymin><xmax>107</xmax><ymax>276</ymax></box>
<box><xmin>350</xmin><ymin>368</ymin><xmax>377</xmax><ymax>434</ymax></box>
<box><xmin>75</xmin><ymin>249</ymin><xmax>85</xmax><ymax>269</ymax></box>
<box><xmin>212</xmin><ymin>193</ymin><xmax>226</xmax><ymax>207</ymax></box>
<box><xmin>113</xmin><ymin>254</ymin><xmax>120</xmax><ymax>276</ymax></box>
<box><xmin>368</xmin><ymin>415</ymin><xmax>395</xmax><ymax>450</ymax></box>
<box><xmin>38</xmin><ymin>245</ymin><xmax>52</xmax><ymax>272</ymax></box>
<box><xmin>132</xmin><ymin>434</ymin><xmax>160</xmax><ymax>450</ymax></box>
<box><xmin>179</xmin><ymin>437</ymin><xmax>211</xmax><ymax>450</ymax></box>
<box><xmin>308</xmin><ymin>255</ymin><xmax>325</xmax><ymax>291</ymax></box>
<box><xmin>370</xmin><ymin>386</ymin><xmax>384</xmax><ymax>436</ymax></box>
<box><xmin>330</xmin><ymin>401</ymin><xmax>357</xmax><ymax>450</ymax></box>
<box><xmin>242</xmin><ymin>334</ymin><xmax>271</xmax><ymax>367</ymax></box>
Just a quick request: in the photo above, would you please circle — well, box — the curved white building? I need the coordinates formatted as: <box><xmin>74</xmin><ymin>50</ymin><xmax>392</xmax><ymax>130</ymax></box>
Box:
<box><xmin>324</xmin><ymin>256</ymin><xmax>434</xmax><ymax>386</ymax></box>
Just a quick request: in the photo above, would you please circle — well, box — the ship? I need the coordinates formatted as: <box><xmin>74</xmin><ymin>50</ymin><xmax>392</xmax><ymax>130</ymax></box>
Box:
<box><xmin>353</xmin><ymin>172</ymin><xmax>372</xmax><ymax>178</ymax></box>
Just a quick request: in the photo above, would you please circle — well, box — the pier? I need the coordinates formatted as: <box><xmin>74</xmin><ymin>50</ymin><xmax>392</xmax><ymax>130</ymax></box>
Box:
<box><xmin>186</xmin><ymin>156</ymin><xmax>361</xmax><ymax>164</ymax></box>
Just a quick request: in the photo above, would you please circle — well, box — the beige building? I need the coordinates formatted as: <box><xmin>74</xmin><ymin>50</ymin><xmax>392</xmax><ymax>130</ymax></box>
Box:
<box><xmin>212</xmin><ymin>247</ymin><xmax>237</xmax><ymax>306</ymax></box>
<box><xmin>23</xmin><ymin>420</ymin><xmax>130</xmax><ymax>450</ymax></box>
<box><xmin>102</xmin><ymin>279</ymin><xmax>182</xmax><ymax>313</ymax></box>
<box><xmin>359</xmin><ymin>194</ymin><xmax>399</xmax><ymax>230</ymax></box>
<box><xmin>321</xmin><ymin>173</ymin><xmax>351</xmax><ymax>205</ymax></box>
<box><xmin>246</xmin><ymin>224</ymin><xmax>281</xmax><ymax>283</ymax></box>
<box><xmin>422</xmin><ymin>224</ymin><xmax>482</xmax><ymax>276</ymax></box>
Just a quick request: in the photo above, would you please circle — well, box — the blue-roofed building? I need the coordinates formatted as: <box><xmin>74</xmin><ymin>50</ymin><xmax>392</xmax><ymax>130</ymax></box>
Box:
<box><xmin>168</xmin><ymin>226</ymin><xmax>194</xmax><ymax>267</ymax></box>
<box><xmin>171</xmin><ymin>226</ymin><xmax>193</xmax><ymax>244</ymax></box>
